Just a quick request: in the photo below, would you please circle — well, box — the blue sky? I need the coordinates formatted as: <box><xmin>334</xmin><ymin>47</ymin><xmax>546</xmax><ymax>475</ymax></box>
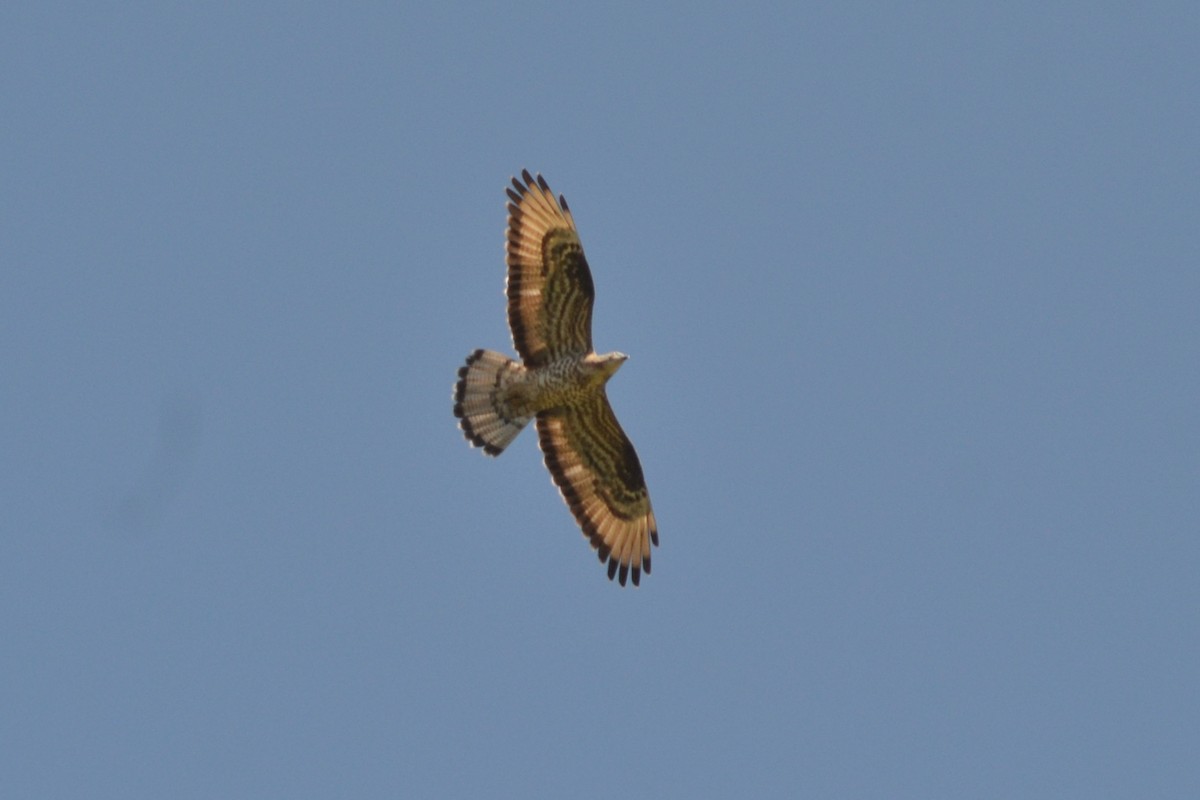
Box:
<box><xmin>3</xmin><ymin>3</ymin><xmax>1198</xmax><ymax>797</ymax></box>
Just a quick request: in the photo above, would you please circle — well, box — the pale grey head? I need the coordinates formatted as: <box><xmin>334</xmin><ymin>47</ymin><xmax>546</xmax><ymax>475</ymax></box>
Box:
<box><xmin>583</xmin><ymin>351</ymin><xmax>628</xmax><ymax>384</ymax></box>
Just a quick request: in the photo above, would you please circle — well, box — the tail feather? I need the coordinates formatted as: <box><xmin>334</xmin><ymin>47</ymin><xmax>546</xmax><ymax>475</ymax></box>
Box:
<box><xmin>453</xmin><ymin>349</ymin><xmax>531</xmax><ymax>455</ymax></box>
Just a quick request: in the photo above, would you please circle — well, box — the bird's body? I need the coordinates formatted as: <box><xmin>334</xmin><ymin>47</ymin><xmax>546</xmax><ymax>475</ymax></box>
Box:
<box><xmin>453</xmin><ymin>171</ymin><xmax>658</xmax><ymax>586</ymax></box>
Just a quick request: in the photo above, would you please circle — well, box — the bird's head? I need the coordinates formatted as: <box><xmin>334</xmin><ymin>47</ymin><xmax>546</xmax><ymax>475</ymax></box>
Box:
<box><xmin>599</xmin><ymin>351</ymin><xmax>628</xmax><ymax>376</ymax></box>
<box><xmin>585</xmin><ymin>351</ymin><xmax>629</xmax><ymax>385</ymax></box>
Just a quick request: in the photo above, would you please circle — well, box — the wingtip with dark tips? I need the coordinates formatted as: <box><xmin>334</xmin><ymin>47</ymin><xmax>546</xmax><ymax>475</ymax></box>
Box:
<box><xmin>521</xmin><ymin>168</ymin><xmax>535</xmax><ymax>187</ymax></box>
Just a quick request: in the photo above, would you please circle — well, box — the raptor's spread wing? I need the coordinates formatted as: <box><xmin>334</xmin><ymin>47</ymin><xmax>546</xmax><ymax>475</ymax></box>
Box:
<box><xmin>536</xmin><ymin>392</ymin><xmax>658</xmax><ymax>587</ymax></box>
<box><xmin>506</xmin><ymin>170</ymin><xmax>594</xmax><ymax>368</ymax></box>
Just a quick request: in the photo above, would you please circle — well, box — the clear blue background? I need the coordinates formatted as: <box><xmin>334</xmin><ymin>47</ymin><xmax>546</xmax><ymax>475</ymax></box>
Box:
<box><xmin>3</xmin><ymin>4</ymin><xmax>1197</xmax><ymax>797</ymax></box>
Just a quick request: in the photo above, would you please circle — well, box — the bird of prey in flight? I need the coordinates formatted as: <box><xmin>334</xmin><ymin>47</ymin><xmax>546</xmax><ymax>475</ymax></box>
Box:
<box><xmin>454</xmin><ymin>170</ymin><xmax>658</xmax><ymax>586</ymax></box>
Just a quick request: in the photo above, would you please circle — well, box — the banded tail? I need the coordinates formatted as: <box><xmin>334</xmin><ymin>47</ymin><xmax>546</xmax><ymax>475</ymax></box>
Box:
<box><xmin>453</xmin><ymin>349</ymin><xmax>532</xmax><ymax>455</ymax></box>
